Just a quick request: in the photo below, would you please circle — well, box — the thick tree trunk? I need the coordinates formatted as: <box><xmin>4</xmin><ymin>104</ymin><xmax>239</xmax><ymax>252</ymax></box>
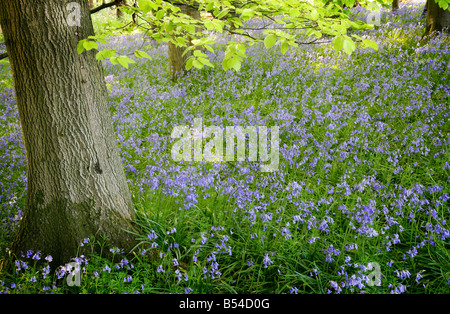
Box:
<box><xmin>425</xmin><ymin>0</ymin><xmax>450</xmax><ymax>35</ymax></box>
<box><xmin>0</xmin><ymin>0</ymin><xmax>137</xmax><ymax>268</ymax></box>
<box><xmin>168</xmin><ymin>4</ymin><xmax>201</xmax><ymax>81</ymax></box>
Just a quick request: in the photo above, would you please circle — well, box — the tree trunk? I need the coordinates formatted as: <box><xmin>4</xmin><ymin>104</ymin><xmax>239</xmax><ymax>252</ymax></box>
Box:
<box><xmin>89</xmin><ymin>0</ymin><xmax>94</xmax><ymax>9</ymax></box>
<box><xmin>425</xmin><ymin>0</ymin><xmax>450</xmax><ymax>35</ymax></box>
<box><xmin>0</xmin><ymin>0</ymin><xmax>138</xmax><ymax>268</ymax></box>
<box><xmin>168</xmin><ymin>4</ymin><xmax>201</xmax><ymax>81</ymax></box>
<box><xmin>392</xmin><ymin>0</ymin><xmax>399</xmax><ymax>12</ymax></box>
<box><xmin>117</xmin><ymin>0</ymin><xmax>126</xmax><ymax>19</ymax></box>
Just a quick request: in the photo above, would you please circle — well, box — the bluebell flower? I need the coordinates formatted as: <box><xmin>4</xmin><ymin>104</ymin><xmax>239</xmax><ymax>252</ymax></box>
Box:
<box><xmin>123</xmin><ymin>276</ymin><xmax>133</xmax><ymax>283</ymax></box>
<box><xmin>262</xmin><ymin>253</ymin><xmax>274</xmax><ymax>268</ymax></box>
<box><xmin>80</xmin><ymin>238</ymin><xmax>90</xmax><ymax>247</ymax></box>
<box><xmin>147</xmin><ymin>230</ymin><xmax>158</xmax><ymax>241</ymax></box>
<box><xmin>103</xmin><ymin>265</ymin><xmax>111</xmax><ymax>273</ymax></box>
<box><xmin>395</xmin><ymin>269</ymin><xmax>411</xmax><ymax>280</ymax></box>
<box><xmin>330</xmin><ymin>281</ymin><xmax>342</xmax><ymax>294</ymax></box>
<box><xmin>42</xmin><ymin>265</ymin><xmax>50</xmax><ymax>279</ymax></box>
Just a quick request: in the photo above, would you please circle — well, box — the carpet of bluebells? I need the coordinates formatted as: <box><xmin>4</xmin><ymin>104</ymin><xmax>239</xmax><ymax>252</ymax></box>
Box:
<box><xmin>1</xmin><ymin>1</ymin><xmax>450</xmax><ymax>294</ymax></box>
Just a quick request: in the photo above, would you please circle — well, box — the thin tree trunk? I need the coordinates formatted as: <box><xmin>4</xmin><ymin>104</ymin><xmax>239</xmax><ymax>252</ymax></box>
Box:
<box><xmin>392</xmin><ymin>0</ymin><xmax>399</xmax><ymax>12</ymax></box>
<box><xmin>425</xmin><ymin>0</ymin><xmax>450</xmax><ymax>35</ymax></box>
<box><xmin>168</xmin><ymin>4</ymin><xmax>201</xmax><ymax>81</ymax></box>
<box><xmin>117</xmin><ymin>0</ymin><xmax>126</xmax><ymax>19</ymax></box>
<box><xmin>0</xmin><ymin>0</ymin><xmax>138</xmax><ymax>268</ymax></box>
<box><xmin>89</xmin><ymin>0</ymin><xmax>94</xmax><ymax>9</ymax></box>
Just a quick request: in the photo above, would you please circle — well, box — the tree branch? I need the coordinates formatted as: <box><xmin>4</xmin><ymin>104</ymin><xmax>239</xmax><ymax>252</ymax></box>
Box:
<box><xmin>90</xmin><ymin>1</ymin><xmax>117</xmax><ymax>14</ymax></box>
<box><xmin>0</xmin><ymin>52</ymin><xmax>7</xmax><ymax>60</ymax></box>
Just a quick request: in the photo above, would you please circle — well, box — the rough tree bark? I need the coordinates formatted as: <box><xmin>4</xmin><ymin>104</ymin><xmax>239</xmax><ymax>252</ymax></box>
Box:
<box><xmin>0</xmin><ymin>0</ymin><xmax>138</xmax><ymax>268</ymax></box>
<box><xmin>168</xmin><ymin>4</ymin><xmax>201</xmax><ymax>81</ymax></box>
<box><xmin>425</xmin><ymin>0</ymin><xmax>450</xmax><ymax>35</ymax></box>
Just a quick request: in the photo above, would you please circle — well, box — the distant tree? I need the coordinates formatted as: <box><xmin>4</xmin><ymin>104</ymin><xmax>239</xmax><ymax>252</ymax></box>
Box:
<box><xmin>117</xmin><ymin>0</ymin><xmax>127</xmax><ymax>18</ymax></box>
<box><xmin>392</xmin><ymin>0</ymin><xmax>399</xmax><ymax>12</ymax></box>
<box><xmin>168</xmin><ymin>4</ymin><xmax>202</xmax><ymax>81</ymax></box>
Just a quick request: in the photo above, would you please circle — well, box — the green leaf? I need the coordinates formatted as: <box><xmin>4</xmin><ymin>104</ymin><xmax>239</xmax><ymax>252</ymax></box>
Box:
<box><xmin>333</xmin><ymin>36</ymin><xmax>344</xmax><ymax>52</ymax></box>
<box><xmin>438</xmin><ymin>0</ymin><xmax>448</xmax><ymax>10</ymax></box>
<box><xmin>198</xmin><ymin>57</ymin><xmax>214</xmax><ymax>68</ymax></box>
<box><xmin>204</xmin><ymin>45</ymin><xmax>214</xmax><ymax>53</ymax></box>
<box><xmin>216</xmin><ymin>10</ymin><xmax>229</xmax><ymax>19</ymax></box>
<box><xmin>117</xmin><ymin>55</ymin><xmax>136</xmax><ymax>69</ymax></box>
<box><xmin>96</xmin><ymin>49</ymin><xmax>116</xmax><ymax>61</ymax></box>
<box><xmin>193</xmin><ymin>50</ymin><xmax>204</xmax><ymax>57</ymax></box>
<box><xmin>138</xmin><ymin>0</ymin><xmax>153</xmax><ymax>14</ymax></box>
<box><xmin>230</xmin><ymin>17</ymin><xmax>243</xmax><ymax>28</ymax></box>
<box><xmin>176</xmin><ymin>37</ymin><xmax>186</xmax><ymax>46</ymax></box>
<box><xmin>192</xmin><ymin>59</ymin><xmax>204</xmax><ymax>69</ymax></box>
<box><xmin>77</xmin><ymin>40</ymin><xmax>85</xmax><ymax>54</ymax></box>
<box><xmin>331</xmin><ymin>22</ymin><xmax>346</xmax><ymax>35</ymax></box>
<box><xmin>343</xmin><ymin>38</ymin><xmax>356</xmax><ymax>55</ymax></box>
<box><xmin>213</xmin><ymin>20</ymin><xmax>224</xmax><ymax>32</ymax></box>
<box><xmin>281</xmin><ymin>41</ymin><xmax>289</xmax><ymax>55</ymax></box>
<box><xmin>310</xmin><ymin>9</ymin><xmax>319</xmax><ymax>21</ymax></box>
<box><xmin>110</xmin><ymin>56</ymin><xmax>119</xmax><ymax>65</ymax></box>
<box><xmin>204</xmin><ymin>21</ymin><xmax>215</xmax><ymax>30</ymax></box>
<box><xmin>83</xmin><ymin>40</ymin><xmax>98</xmax><ymax>51</ymax></box>
<box><xmin>289</xmin><ymin>8</ymin><xmax>300</xmax><ymax>17</ymax></box>
<box><xmin>240</xmin><ymin>8</ymin><xmax>255</xmax><ymax>20</ymax></box>
<box><xmin>228</xmin><ymin>56</ymin><xmax>242</xmax><ymax>71</ymax></box>
<box><xmin>156</xmin><ymin>9</ymin><xmax>165</xmax><ymax>20</ymax></box>
<box><xmin>264</xmin><ymin>34</ymin><xmax>277</xmax><ymax>50</ymax></box>
<box><xmin>362</xmin><ymin>39</ymin><xmax>378</xmax><ymax>51</ymax></box>
<box><xmin>134</xmin><ymin>50</ymin><xmax>152</xmax><ymax>59</ymax></box>
<box><xmin>222</xmin><ymin>57</ymin><xmax>230</xmax><ymax>71</ymax></box>
<box><xmin>236</xmin><ymin>44</ymin><xmax>246</xmax><ymax>57</ymax></box>
<box><xmin>186</xmin><ymin>57</ymin><xmax>194</xmax><ymax>70</ymax></box>
<box><xmin>89</xmin><ymin>35</ymin><xmax>107</xmax><ymax>45</ymax></box>
<box><xmin>205</xmin><ymin>1</ymin><xmax>214</xmax><ymax>11</ymax></box>
<box><xmin>182</xmin><ymin>46</ymin><xmax>194</xmax><ymax>57</ymax></box>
